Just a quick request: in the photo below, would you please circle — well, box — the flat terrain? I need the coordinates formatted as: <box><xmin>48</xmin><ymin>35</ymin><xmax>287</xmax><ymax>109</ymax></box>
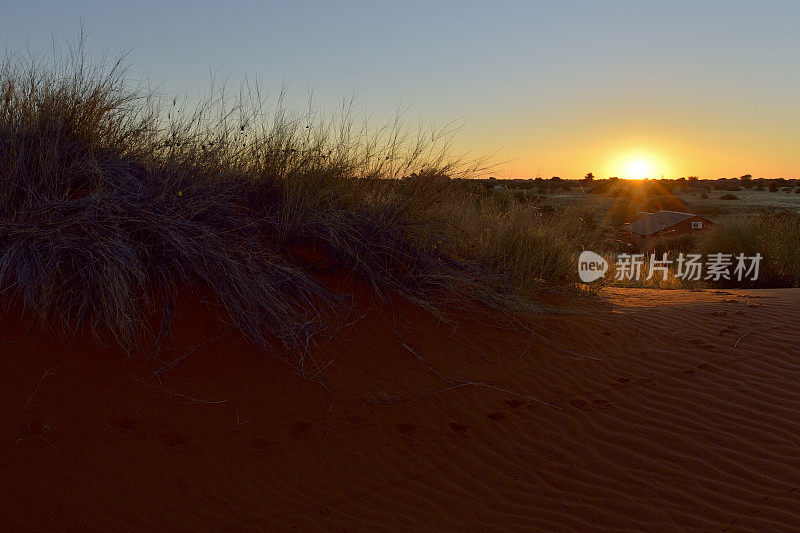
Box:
<box><xmin>3</xmin><ymin>287</ymin><xmax>800</xmax><ymax>530</ymax></box>
<box><xmin>675</xmin><ymin>188</ymin><xmax>800</xmax><ymax>215</ymax></box>
<box><xmin>538</xmin><ymin>185</ymin><xmax>800</xmax><ymax>219</ymax></box>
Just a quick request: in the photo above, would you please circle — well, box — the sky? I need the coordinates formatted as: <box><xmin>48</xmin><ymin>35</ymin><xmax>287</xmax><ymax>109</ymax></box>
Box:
<box><xmin>2</xmin><ymin>0</ymin><xmax>799</xmax><ymax>179</ymax></box>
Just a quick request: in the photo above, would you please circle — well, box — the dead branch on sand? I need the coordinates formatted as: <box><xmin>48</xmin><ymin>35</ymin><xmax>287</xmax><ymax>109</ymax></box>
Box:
<box><xmin>734</xmin><ymin>326</ymin><xmax>781</xmax><ymax>348</ymax></box>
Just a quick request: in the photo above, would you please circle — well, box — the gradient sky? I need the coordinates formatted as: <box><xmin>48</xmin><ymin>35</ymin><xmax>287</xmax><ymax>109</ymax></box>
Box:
<box><xmin>3</xmin><ymin>1</ymin><xmax>799</xmax><ymax>178</ymax></box>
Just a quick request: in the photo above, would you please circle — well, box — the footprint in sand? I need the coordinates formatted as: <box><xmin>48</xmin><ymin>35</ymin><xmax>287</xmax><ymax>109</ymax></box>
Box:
<box><xmin>106</xmin><ymin>412</ymin><xmax>141</xmax><ymax>431</ymax></box>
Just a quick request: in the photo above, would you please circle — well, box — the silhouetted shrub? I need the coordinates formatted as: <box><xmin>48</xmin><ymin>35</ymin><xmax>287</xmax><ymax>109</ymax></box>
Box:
<box><xmin>0</xmin><ymin>44</ymin><xmax>584</xmax><ymax>367</ymax></box>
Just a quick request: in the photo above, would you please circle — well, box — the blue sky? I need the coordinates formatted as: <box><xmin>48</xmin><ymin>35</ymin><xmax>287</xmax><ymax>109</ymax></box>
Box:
<box><xmin>3</xmin><ymin>1</ymin><xmax>799</xmax><ymax>178</ymax></box>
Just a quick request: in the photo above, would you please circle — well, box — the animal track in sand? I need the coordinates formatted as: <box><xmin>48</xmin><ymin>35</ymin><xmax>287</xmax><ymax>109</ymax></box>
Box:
<box><xmin>106</xmin><ymin>411</ymin><xmax>142</xmax><ymax>431</ymax></box>
<box><xmin>568</xmin><ymin>399</ymin><xmax>588</xmax><ymax>409</ymax></box>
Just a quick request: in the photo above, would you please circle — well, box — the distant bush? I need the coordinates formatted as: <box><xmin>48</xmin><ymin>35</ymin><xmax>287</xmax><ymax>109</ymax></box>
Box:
<box><xmin>720</xmin><ymin>194</ymin><xmax>739</xmax><ymax>200</ymax></box>
<box><xmin>643</xmin><ymin>195</ymin><xmax>687</xmax><ymax>213</ymax></box>
<box><xmin>700</xmin><ymin>193</ymin><xmax>709</xmax><ymax>199</ymax></box>
<box><xmin>607</xmin><ymin>197</ymin><xmax>638</xmax><ymax>226</ymax></box>
<box><xmin>589</xmin><ymin>182</ymin><xmax>611</xmax><ymax>194</ymax></box>
<box><xmin>511</xmin><ymin>190</ymin><xmax>533</xmax><ymax>203</ymax></box>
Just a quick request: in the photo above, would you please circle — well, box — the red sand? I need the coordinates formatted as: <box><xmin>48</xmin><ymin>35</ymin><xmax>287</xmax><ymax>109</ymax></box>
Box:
<box><xmin>3</xmin><ymin>286</ymin><xmax>800</xmax><ymax>530</ymax></box>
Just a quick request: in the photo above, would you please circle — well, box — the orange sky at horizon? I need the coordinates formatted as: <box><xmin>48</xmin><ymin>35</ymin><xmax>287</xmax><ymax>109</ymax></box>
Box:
<box><xmin>464</xmin><ymin>105</ymin><xmax>799</xmax><ymax>181</ymax></box>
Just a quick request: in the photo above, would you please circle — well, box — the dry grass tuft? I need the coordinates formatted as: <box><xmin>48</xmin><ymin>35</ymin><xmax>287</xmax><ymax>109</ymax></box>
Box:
<box><xmin>0</xmin><ymin>41</ymin><xmax>584</xmax><ymax>372</ymax></box>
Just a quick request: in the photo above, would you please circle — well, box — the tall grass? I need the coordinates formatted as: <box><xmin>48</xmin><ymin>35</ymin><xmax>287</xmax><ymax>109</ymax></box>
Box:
<box><xmin>0</xmin><ymin>43</ymin><xmax>583</xmax><ymax>370</ymax></box>
<box><xmin>696</xmin><ymin>213</ymin><xmax>800</xmax><ymax>288</ymax></box>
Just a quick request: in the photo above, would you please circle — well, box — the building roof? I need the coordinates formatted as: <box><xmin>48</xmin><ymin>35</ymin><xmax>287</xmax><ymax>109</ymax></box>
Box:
<box><xmin>624</xmin><ymin>211</ymin><xmax>700</xmax><ymax>236</ymax></box>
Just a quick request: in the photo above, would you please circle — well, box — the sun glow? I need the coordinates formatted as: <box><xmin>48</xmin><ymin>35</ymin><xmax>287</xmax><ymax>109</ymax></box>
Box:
<box><xmin>625</xmin><ymin>159</ymin><xmax>652</xmax><ymax>180</ymax></box>
<box><xmin>609</xmin><ymin>151</ymin><xmax>665</xmax><ymax>180</ymax></box>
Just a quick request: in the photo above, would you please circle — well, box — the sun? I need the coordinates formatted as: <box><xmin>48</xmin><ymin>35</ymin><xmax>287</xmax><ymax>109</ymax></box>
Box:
<box><xmin>625</xmin><ymin>159</ymin><xmax>652</xmax><ymax>180</ymax></box>
<box><xmin>608</xmin><ymin>150</ymin><xmax>665</xmax><ymax>180</ymax></box>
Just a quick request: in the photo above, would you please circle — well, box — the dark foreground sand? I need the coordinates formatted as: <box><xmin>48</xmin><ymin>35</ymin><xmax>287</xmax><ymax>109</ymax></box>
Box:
<box><xmin>3</xmin><ymin>285</ymin><xmax>799</xmax><ymax>530</ymax></box>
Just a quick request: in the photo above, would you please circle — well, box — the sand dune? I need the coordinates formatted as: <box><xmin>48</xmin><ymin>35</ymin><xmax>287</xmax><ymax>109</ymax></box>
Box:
<box><xmin>3</xmin><ymin>286</ymin><xmax>800</xmax><ymax>530</ymax></box>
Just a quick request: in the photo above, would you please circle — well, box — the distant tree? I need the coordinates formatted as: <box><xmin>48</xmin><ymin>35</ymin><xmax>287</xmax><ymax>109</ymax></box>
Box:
<box><xmin>740</xmin><ymin>174</ymin><xmax>753</xmax><ymax>189</ymax></box>
<box><xmin>688</xmin><ymin>176</ymin><xmax>699</xmax><ymax>182</ymax></box>
<box><xmin>584</xmin><ymin>172</ymin><xmax>594</xmax><ymax>181</ymax></box>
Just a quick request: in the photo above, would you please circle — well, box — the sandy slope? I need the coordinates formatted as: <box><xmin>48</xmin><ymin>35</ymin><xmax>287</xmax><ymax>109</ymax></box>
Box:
<box><xmin>2</xmin><ymin>286</ymin><xmax>799</xmax><ymax>531</ymax></box>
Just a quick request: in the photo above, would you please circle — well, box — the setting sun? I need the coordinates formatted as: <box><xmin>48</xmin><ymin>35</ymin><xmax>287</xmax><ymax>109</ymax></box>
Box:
<box><xmin>625</xmin><ymin>159</ymin><xmax>652</xmax><ymax>180</ymax></box>
<box><xmin>607</xmin><ymin>150</ymin><xmax>666</xmax><ymax>180</ymax></box>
